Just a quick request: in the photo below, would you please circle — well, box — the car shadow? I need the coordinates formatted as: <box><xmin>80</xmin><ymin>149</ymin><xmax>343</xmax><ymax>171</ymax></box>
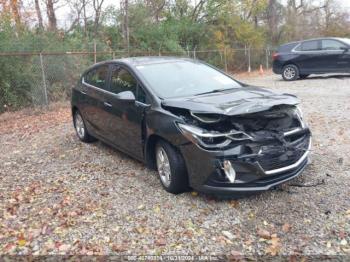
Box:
<box><xmin>276</xmin><ymin>73</ymin><xmax>350</xmax><ymax>82</ymax></box>
<box><xmin>304</xmin><ymin>74</ymin><xmax>350</xmax><ymax>80</ymax></box>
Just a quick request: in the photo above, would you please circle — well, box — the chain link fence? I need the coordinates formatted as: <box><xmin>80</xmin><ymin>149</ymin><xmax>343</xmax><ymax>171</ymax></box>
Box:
<box><xmin>0</xmin><ymin>48</ymin><xmax>274</xmax><ymax>112</ymax></box>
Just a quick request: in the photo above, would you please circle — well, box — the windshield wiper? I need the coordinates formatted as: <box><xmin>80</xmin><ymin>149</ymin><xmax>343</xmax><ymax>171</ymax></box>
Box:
<box><xmin>194</xmin><ymin>88</ymin><xmax>234</xmax><ymax>96</ymax></box>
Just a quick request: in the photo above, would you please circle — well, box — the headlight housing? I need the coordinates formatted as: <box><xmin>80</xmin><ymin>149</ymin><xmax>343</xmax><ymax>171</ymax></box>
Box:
<box><xmin>295</xmin><ymin>106</ymin><xmax>306</xmax><ymax>128</ymax></box>
<box><xmin>176</xmin><ymin>122</ymin><xmax>252</xmax><ymax>149</ymax></box>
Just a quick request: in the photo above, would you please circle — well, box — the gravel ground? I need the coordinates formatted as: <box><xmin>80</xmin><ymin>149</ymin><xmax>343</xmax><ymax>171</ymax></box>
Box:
<box><xmin>0</xmin><ymin>73</ymin><xmax>349</xmax><ymax>257</ymax></box>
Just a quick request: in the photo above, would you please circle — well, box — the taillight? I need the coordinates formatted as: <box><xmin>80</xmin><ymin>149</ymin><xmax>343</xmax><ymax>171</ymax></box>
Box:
<box><xmin>272</xmin><ymin>52</ymin><xmax>280</xmax><ymax>60</ymax></box>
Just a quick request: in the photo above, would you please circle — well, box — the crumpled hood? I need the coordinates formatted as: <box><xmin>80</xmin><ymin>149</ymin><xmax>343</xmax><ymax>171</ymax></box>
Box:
<box><xmin>161</xmin><ymin>86</ymin><xmax>299</xmax><ymax>116</ymax></box>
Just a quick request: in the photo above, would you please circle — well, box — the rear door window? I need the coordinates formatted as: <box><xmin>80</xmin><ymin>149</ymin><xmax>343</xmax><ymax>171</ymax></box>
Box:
<box><xmin>300</xmin><ymin>40</ymin><xmax>320</xmax><ymax>51</ymax></box>
<box><xmin>84</xmin><ymin>65</ymin><xmax>109</xmax><ymax>90</ymax></box>
<box><xmin>278</xmin><ymin>43</ymin><xmax>299</xmax><ymax>52</ymax></box>
<box><xmin>322</xmin><ymin>40</ymin><xmax>347</xmax><ymax>50</ymax></box>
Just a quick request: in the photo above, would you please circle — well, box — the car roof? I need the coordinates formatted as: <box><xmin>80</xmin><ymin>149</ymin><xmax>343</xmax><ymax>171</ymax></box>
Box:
<box><xmin>84</xmin><ymin>56</ymin><xmax>195</xmax><ymax>74</ymax></box>
<box><xmin>282</xmin><ymin>37</ymin><xmax>349</xmax><ymax>46</ymax></box>
<box><xmin>117</xmin><ymin>56</ymin><xmax>194</xmax><ymax>66</ymax></box>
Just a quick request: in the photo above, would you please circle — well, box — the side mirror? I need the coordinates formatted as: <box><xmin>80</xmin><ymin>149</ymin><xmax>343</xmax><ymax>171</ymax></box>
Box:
<box><xmin>340</xmin><ymin>46</ymin><xmax>349</xmax><ymax>52</ymax></box>
<box><xmin>114</xmin><ymin>91</ymin><xmax>135</xmax><ymax>102</ymax></box>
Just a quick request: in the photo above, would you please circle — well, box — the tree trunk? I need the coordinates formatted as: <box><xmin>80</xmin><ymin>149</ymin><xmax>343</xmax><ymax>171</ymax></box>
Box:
<box><xmin>10</xmin><ymin>0</ymin><xmax>22</xmax><ymax>29</ymax></box>
<box><xmin>92</xmin><ymin>0</ymin><xmax>105</xmax><ymax>37</ymax></box>
<box><xmin>121</xmin><ymin>0</ymin><xmax>130</xmax><ymax>51</ymax></box>
<box><xmin>267</xmin><ymin>0</ymin><xmax>278</xmax><ymax>44</ymax></box>
<box><xmin>34</xmin><ymin>0</ymin><xmax>44</xmax><ymax>29</ymax></box>
<box><xmin>46</xmin><ymin>0</ymin><xmax>57</xmax><ymax>31</ymax></box>
<box><xmin>82</xmin><ymin>0</ymin><xmax>88</xmax><ymax>37</ymax></box>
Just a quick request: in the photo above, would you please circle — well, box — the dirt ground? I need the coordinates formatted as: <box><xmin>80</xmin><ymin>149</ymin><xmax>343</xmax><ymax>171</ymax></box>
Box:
<box><xmin>0</xmin><ymin>73</ymin><xmax>349</xmax><ymax>257</ymax></box>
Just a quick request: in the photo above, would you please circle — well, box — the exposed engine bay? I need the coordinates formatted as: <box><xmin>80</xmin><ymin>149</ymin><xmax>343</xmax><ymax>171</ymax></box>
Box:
<box><xmin>165</xmin><ymin>104</ymin><xmax>311</xmax><ymax>174</ymax></box>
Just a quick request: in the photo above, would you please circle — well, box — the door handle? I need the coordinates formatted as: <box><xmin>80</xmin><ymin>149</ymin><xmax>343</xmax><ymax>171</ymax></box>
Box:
<box><xmin>104</xmin><ymin>102</ymin><xmax>112</xmax><ymax>107</ymax></box>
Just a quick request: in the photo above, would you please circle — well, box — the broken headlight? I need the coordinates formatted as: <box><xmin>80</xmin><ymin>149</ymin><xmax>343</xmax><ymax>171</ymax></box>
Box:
<box><xmin>176</xmin><ymin>123</ymin><xmax>252</xmax><ymax>149</ymax></box>
<box><xmin>295</xmin><ymin>106</ymin><xmax>306</xmax><ymax>128</ymax></box>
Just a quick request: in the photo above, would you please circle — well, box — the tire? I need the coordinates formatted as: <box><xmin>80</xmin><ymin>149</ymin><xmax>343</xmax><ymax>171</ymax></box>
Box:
<box><xmin>299</xmin><ymin>74</ymin><xmax>309</xmax><ymax>79</ymax></box>
<box><xmin>282</xmin><ymin>64</ymin><xmax>299</xmax><ymax>81</ymax></box>
<box><xmin>155</xmin><ymin>140</ymin><xmax>189</xmax><ymax>194</ymax></box>
<box><xmin>73</xmin><ymin>110</ymin><xmax>96</xmax><ymax>143</ymax></box>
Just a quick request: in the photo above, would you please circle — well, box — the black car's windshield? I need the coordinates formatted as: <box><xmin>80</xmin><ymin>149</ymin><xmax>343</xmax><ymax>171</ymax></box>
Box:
<box><xmin>135</xmin><ymin>60</ymin><xmax>242</xmax><ymax>98</ymax></box>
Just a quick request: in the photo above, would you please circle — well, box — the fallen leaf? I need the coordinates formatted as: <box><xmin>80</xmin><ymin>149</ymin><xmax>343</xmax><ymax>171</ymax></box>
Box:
<box><xmin>191</xmin><ymin>191</ymin><xmax>198</xmax><ymax>196</ymax></box>
<box><xmin>257</xmin><ymin>228</ymin><xmax>271</xmax><ymax>239</ymax></box>
<box><xmin>58</xmin><ymin>244</ymin><xmax>71</xmax><ymax>252</ymax></box>
<box><xmin>282</xmin><ymin>223</ymin><xmax>292</xmax><ymax>233</ymax></box>
<box><xmin>340</xmin><ymin>239</ymin><xmax>348</xmax><ymax>246</ymax></box>
<box><xmin>222</xmin><ymin>230</ymin><xmax>235</xmax><ymax>240</ymax></box>
<box><xmin>112</xmin><ymin>226</ymin><xmax>120</xmax><ymax>232</ymax></box>
<box><xmin>346</xmin><ymin>210</ymin><xmax>350</xmax><ymax>218</ymax></box>
<box><xmin>17</xmin><ymin>233</ymin><xmax>26</xmax><ymax>247</ymax></box>
<box><xmin>265</xmin><ymin>235</ymin><xmax>281</xmax><ymax>256</ymax></box>
<box><xmin>248</xmin><ymin>212</ymin><xmax>255</xmax><ymax>219</ymax></box>
<box><xmin>112</xmin><ymin>244</ymin><xmax>128</xmax><ymax>252</ymax></box>
<box><xmin>230</xmin><ymin>250</ymin><xmax>243</xmax><ymax>260</ymax></box>
<box><xmin>229</xmin><ymin>200</ymin><xmax>239</xmax><ymax>208</ymax></box>
<box><xmin>155</xmin><ymin>238</ymin><xmax>166</xmax><ymax>246</ymax></box>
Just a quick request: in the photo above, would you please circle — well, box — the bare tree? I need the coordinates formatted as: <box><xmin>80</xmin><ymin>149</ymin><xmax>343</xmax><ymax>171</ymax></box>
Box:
<box><xmin>266</xmin><ymin>0</ymin><xmax>279</xmax><ymax>44</ymax></box>
<box><xmin>82</xmin><ymin>0</ymin><xmax>88</xmax><ymax>36</ymax></box>
<box><xmin>120</xmin><ymin>0</ymin><xmax>129</xmax><ymax>51</ymax></box>
<box><xmin>34</xmin><ymin>0</ymin><xmax>44</xmax><ymax>29</ymax></box>
<box><xmin>191</xmin><ymin>0</ymin><xmax>205</xmax><ymax>22</ymax></box>
<box><xmin>45</xmin><ymin>0</ymin><xmax>57</xmax><ymax>31</ymax></box>
<box><xmin>10</xmin><ymin>0</ymin><xmax>22</xmax><ymax>29</ymax></box>
<box><xmin>92</xmin><ymin>0</ymin><xmax>104</xmax><ymax>37</ymax></box>
<box><xmin>145</xmin><ymin>0</ymin><xmax>166</xmax><ymax>22</ymax></box>
<box><xmin>65</xmin><ymin>0</ymin><xmax>89</xmax><ymax>33</ymax></box>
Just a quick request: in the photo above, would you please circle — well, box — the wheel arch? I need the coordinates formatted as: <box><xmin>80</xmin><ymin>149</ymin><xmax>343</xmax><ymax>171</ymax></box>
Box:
<box><xmin>71</xmin><ymin>106</ymin><xmax>79</xmax><ymax>127</ymax></box>
<box><xmin>282</xmin><ymin>62</ymin><xmax>300</xmax><ymax>70</ymax></box>
<box><xmin>144</xmin><ymin>134</ymin><xmax>166</xmax><ymax>170</ymax></box>
<box><xmin>144</xmin><ymin>134</ymin><xmax>185</xmax><ymax>171</ymax></box>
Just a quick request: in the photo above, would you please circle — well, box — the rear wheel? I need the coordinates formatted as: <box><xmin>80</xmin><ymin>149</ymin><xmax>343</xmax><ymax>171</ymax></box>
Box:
<box><xmin>282</xmin><ymin>64</ymin><xmax>299</xmax><ymax>81</ymax></box>
<box><xmin>155</xmin><ymin>140</ymin><xmax>189</xmax><ymax>194</ymax></box>
<box><xmin>73</xmin><ymin>110</ymin><xmax>96</xmax><ymax>143</ymax></box>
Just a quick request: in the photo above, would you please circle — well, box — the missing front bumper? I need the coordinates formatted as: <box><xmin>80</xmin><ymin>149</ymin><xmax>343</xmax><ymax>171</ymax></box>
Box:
<box><xmin>197</xmin><ymin>156</ymin><xmax>309</xmax><ymax>194</ymax></box>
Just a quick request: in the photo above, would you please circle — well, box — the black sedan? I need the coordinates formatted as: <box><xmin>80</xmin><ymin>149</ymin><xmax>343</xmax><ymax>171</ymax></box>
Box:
<box><xmin>71</xmin><ymin>57</ymin><xmax>311</xmax><ymax>196</ymax></box>
<box><xmin>273</xmin><ymin>37</ymin><xmax>350</xmax><ymax>81</ymax></box>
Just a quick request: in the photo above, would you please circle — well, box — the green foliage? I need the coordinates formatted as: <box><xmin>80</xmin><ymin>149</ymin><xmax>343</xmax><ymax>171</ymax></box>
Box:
<box><xmin>0</xmin><ymin>0</ymin><xmax>349</xmax><ymax>111</ymax></box>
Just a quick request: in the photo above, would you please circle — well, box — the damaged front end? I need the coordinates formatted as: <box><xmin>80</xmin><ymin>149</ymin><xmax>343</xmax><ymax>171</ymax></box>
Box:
<box><xmin>164</xmin><ymin>102</ymin><xmax>311</xmax><ymax>193</ymax></box>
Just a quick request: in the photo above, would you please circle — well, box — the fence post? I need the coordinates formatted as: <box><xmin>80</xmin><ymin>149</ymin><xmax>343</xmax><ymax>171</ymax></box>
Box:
<box><xmin>93</xmin><ymin>40</ymin><xmax>97</xmax><ymax>63</ymax></box>
<box><xmin>248</xmin><ymin>47</ymin><xmax>251</xmax><ymax>73</ymax></box>
<box><xmin>39</xmin><ymin>53</ymin><xmax>48</xmax><ymax>106</ymax></box>
<box><xmin>224</xmin><ymin>47</ymin><xmax>228</xmax><ymax>73</ymax></box>
<box><xmin>266</xmin><ymin>48</ymin><xmax>269</xmax><ymax>70</ymax></box>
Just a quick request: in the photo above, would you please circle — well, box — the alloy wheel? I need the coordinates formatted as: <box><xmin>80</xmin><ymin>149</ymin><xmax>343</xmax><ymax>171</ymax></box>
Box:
<box><xmin>75</xmin><ymin>113</ymin><xmax>85</xmax><ymax>139</ymax></box>
<box><xmin>283</xmin><ymin>66</ymin><xmax>296</xmax><ymax>80</ymax></box>
<box><xmin>156</xmin><ymin>146</ymin><xmax>171</xmax><ymax>187</ymax></box>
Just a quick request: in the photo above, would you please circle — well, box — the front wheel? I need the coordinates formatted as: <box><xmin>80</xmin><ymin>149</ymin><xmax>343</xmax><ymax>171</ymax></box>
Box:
<box><xmin>155</xmin><ymin>140</ymin><xmax>189</xmax><ymax>194</ymax></box>
<box><xmin>73</xmin><ymin>110</ymin><xmax>96</xmax><ymax>143</ymax></box>
<box><xmin>282</xmin><ymin>64</ymin><xmax>299</xmax><ymax>81</ymax></box>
